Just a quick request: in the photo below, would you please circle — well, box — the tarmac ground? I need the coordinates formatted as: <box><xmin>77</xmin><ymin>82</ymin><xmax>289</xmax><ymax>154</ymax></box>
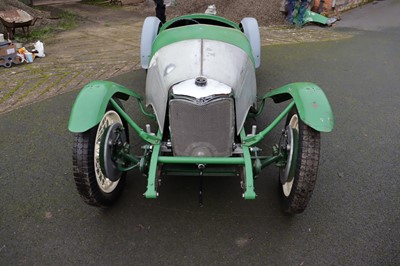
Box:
<box><xmin>0</xmin><ymin>0</ymin><xmax>399</xmax><ymax>265</ymax></box>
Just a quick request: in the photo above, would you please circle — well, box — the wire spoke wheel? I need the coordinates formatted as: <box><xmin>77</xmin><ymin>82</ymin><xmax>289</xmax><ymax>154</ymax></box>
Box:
<box><xmin>279</xmin><ymin>106</ymin><xmax>321</xmax><ymax>214</ymax></box>
<box><xmin>95</xmin><ymin>111</ymin><xmax>123</xmax><ymax>193</ymax></box>
<box><xmin>280</xmin><ymin>121</ymin><xmax>297</xmax><ymax>197</ymax></box>
<box><xmin>72</xmin><ymin>100</ymin><xmax>129</xmax><ymax>207</ymax></box>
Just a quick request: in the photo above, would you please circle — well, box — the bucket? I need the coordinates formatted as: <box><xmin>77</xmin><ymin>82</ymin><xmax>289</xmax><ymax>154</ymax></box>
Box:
<box><xmin>25</xmin><ymin>52</ymin><xmax>33</xmax><ymax>63</ymax></box>
<box><xmin>0</xmin><ymin>34</ymin><xmax>4</xmax><ymax>42</ymax></box>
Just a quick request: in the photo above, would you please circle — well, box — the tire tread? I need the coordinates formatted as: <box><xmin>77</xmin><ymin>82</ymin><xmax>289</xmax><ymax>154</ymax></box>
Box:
<box><xmin>283</xmin><ymin>108</ymin><xmax>321</xmax><ymax>214</ymax></box>
<box><xmin>72</xmin><ymin>100</ymin><xmax>128</xmax><ymax>208</ymax></box>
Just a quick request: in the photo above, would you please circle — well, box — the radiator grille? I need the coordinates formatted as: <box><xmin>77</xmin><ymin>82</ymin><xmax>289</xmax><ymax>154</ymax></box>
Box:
<box><xmin>169</xmin><ymin>97</ymin><xmax>235</xmax><ymax>157</ymax></box>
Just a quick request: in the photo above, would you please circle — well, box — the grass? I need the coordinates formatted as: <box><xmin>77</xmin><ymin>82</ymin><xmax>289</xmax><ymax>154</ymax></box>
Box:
<box><xmin>14</xmin><ymin>11</ymin><xmax>79</xmax><ymax>42</ymax></box>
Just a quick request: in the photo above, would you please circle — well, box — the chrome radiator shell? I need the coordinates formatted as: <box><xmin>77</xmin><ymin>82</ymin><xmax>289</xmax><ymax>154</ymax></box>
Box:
<box><xmin>169</xmin><ymin>96</ymin><xmax>235</xmax><ymax>157</ymax></box>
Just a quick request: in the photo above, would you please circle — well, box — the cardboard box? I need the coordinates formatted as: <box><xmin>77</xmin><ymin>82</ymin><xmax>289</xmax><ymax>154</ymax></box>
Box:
<box><xmin>0</xmin><ymin>44</ymin><xmax>16</xmax><ymax>57</ymax></box>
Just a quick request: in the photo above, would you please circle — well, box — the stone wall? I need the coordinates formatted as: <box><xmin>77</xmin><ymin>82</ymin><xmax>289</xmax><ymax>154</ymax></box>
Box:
<box><xmin>337</xmin><ymin>0</ymin><xmax>374</xmax><ymax>11</ymax></box>
<box><xmin>312</xmin><ymin>0</ymin><xmax>373</xmax><ymax>14</ymax></box>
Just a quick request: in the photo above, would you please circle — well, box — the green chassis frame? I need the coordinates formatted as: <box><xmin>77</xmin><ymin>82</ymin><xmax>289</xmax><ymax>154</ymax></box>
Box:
<box><xmin>69</xmin><ymin>80</ymin><xmax>333</xmax><ymax>200</ymax></box>
<box><xmin>111</xmin><ymin>97</ymin><xmax>286</xmax><ymax>200</ymax></box>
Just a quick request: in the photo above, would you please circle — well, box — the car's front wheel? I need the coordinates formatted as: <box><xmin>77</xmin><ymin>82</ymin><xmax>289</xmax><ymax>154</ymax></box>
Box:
<box><xmin>279</xmin><ymin>107</ymin><xmax>321</xmax><ymax>214</ymax></box>
<box><xmin>72</xmin><ymin>103</ymin><xmax>129</xmax><ymax>207</ymax></box>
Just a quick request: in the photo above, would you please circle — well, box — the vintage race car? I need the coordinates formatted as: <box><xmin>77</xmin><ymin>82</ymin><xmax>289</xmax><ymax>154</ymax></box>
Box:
<box><xmin>68</xmin><ymin>13</ymin><xmax>334</xmax><ymax>213</ymax></box>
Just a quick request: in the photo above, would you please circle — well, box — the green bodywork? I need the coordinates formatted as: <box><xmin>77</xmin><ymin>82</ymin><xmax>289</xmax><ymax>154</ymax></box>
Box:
<box><xmin>262</xmin><ymin>82</ymin><xmax>334</xmax><ymax>132</ymax></box>
<box><xmin>243</xmin><ymin>82</ymin><xmax>333</xmax><ymax>147</ymax></box>
<box><xmin>68</xmin><ymin>80</ymin><xmax>138</xmax><ymax>133</ymax></box>
<box><xmin>159</xmin><ymin>14</ymin><xmax>240</xmax><ymax>32</ymax></box>
<box><xmin>68</xmin><ymin>81</ymin><xmax>160</xmax><ymax>145</ymax></box>
<box><xmin>68</xmin><ymin>80</ymin><xmax>155</xmax><ymax>134</ymax></box>
<box><xmin>294</xmin><ymin>10</ymin><xmax>332</xmax><ymax>26</ymax></box>
<box><xmin>302</xmin><ymin>10</ymin><xmax>330</xmax><ymax>25</ymax></box>
<box><xmin>151</xmin><ymin>20</ymin><xmax>255</xmax><ymax>66</ymax></box>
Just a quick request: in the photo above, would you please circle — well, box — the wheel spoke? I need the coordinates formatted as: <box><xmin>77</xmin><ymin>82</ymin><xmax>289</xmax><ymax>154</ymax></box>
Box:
<box><xmin>280</xmin><ymin>114</ymin><xmax>298</xmax><ymax>196</ymax></box>
<box><xmin>94</xmin><ymin>110</ymin><xmax>124</xmax><ymax>193</ymax></box>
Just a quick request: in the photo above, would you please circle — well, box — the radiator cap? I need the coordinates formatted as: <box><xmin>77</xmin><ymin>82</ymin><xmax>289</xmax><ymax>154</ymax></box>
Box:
<box><xmin>195</xmin><ymin>76</ymin><xmax>207</xmax><ymax>87</ymax></box>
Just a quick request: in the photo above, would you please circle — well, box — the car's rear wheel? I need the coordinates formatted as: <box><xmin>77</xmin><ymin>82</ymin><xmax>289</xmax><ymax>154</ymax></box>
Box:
<box><xmin>72</xmin><ymin>100</ymin><xmax>129</xmax><ymax>207</ymax></box>
<box><xmin>279</xmin><ymin>107</ymin><xmax>321</xmax><ymax>214</ymax></box>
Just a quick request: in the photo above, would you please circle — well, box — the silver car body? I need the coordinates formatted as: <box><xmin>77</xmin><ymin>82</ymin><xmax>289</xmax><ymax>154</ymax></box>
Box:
<box><xmin>145</xmin><ymin>39</ymin><xmax>257</xmax><ymax>133</ymax></box>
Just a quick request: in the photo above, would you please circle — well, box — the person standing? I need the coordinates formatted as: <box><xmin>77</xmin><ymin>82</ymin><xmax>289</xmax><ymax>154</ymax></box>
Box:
<box><xmin>287</xmin><ymin>0</ymin><xmax>309</xmax><ymax>26</ymax></box>
<box><xmin>154</xmin><ymin>0</ymin><xmax>166</xmax><ymax>23</ymax></box>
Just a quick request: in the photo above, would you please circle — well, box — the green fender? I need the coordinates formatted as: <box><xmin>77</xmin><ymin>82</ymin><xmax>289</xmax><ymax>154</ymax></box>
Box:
<box><xmin>262</xmin><ymin>82</ymin><xmax>334</xmax><ymax>132</ymax></box>
<box><xmin>68</xmin><ymin>80</ymin><xmax>140</xmax><ymax>133</ymax></box>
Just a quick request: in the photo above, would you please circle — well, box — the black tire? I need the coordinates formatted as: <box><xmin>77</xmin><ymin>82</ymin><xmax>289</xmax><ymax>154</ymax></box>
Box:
<box><xmin>280</xmin><ymin>107</ymin><xmax>321</xmax><ymax>214</ymax></box>
<box><xmin>72</xmin><ymin>100</ymin><xmax>129</xmax><ymax>207</ymax></box>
